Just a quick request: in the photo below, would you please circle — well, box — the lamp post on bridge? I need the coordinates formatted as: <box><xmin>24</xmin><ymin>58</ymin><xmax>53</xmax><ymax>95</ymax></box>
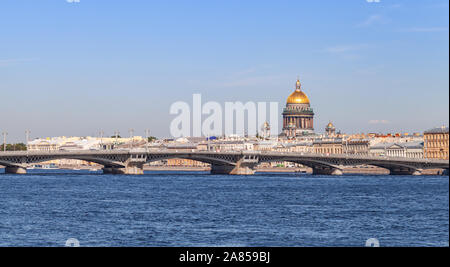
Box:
<box><xmin>99</xmin><ymin>130</ymin><xmax>104</xmax><ymax>150</ymax></box>
<box><xmin>114</xmin><ymin>130</ymin><xmax>120</xmax><ymax>150</ymax></box>
<box><xmin>25</xmin><ymin>130</ymin><xmax>31</xmax><ymax>145</ymax></box>
<box><xmin>129</xmin><ymin>128</ymin><xmax>134</xmax><ymax>150</ymax></box>
<box><xmin>2</xmin><ymin>132</ymin><xmax>7</xmax><ymax>152</ymax></box>
<box><xmin>145</xmin><ymin>129</ymin><xmax>150</xmax><ymax>153</ymax></box>
<box><xmin>25</xmin><ymin>130</ymin><xmax>31</xmax><ymax>155</ymax></box>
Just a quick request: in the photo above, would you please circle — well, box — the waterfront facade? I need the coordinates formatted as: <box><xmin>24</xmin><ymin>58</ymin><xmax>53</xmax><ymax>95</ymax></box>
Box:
<box><xmin>386</xmin><ymin>142</ymin><xmax>424</xmax><ymax>158</ymax></box>
<box><xmin>424</xmin><ymin>127</ymin><xmax>449</xmax><ymax>160</ymax></box>
<box><xmin>313</xmin><ymin>138</ymin><xmax>343</xmax><ymax>154</ymax></box>
<box><xmin>26</xmin><ymin>136</ymin><xmax>146</xmax><ymax>167</ymax></box>
<box><xmin>27</xmin><ymin>136</ymin><xmax>145</xmax><ymax>151</ymax></box>
<box><xmin>369</xmin><ymin>142</ymin><xmax>424</xmax><ymax>158</ymax></box>
<box><xmin>166</xmin><ymin>158</ymin><xmax>209</xmax><ymax>167</ymax></box>
<box><xmin>343</xmin><ymin>140</ymin><xmax>370</xmax><ymax>155</ymax></box>
<box><xmin>282</xmin><ymin>79</ymin><xmax>315</xmax><ymax>138</ymax></box>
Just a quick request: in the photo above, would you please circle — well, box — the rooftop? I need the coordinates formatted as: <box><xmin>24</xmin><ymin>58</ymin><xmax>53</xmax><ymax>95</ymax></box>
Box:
<box><xmin>424</xmin><ymin>127</ymin><xmax>449</xmax><ymax>134</ymax></box>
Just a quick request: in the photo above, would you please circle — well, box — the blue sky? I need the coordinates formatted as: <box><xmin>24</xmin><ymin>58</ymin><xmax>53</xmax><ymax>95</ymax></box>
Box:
<box><xmin>0</xmin><ymin>0</ymin><xmax>448</xmax><ymax>141</ymax></box>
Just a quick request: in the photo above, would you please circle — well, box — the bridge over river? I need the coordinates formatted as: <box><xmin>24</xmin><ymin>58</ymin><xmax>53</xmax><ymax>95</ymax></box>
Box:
<box><xmin>1</xmin><ymin>150</ymin><xmax>448</xmax><ymax>176</ymax></box>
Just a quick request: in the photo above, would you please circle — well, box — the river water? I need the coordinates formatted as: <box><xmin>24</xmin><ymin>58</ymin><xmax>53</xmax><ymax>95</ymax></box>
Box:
<box><xmin>0</xmin><ymin>170</ymin><xmax>448</xmax><ymax>247</ymax></box>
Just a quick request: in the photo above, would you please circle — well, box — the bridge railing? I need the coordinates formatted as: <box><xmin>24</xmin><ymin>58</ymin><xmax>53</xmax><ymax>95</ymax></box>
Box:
<box><xmin>0</xmin><ymin>149</ymin><xmax>448</xmax><ymax>165</ymax></box>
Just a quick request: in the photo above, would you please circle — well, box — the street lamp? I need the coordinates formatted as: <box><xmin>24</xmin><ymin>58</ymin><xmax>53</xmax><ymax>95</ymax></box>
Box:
<box><xmin>99</xmin><ymin>130</ymin><xmax>104</xmax><ymax>150</ymax></box>
<box><xmin>145</xmin><ymin>129</ymin><xmax>150</xmax><ymax>152</ymax></box>
<box><xmin>25</xmin><ymin>130</ymin><xmax>31</xmax><ymax>145</ymax></box>
<box><xmin>129</xmin><ymin>128</ymin><xmax>134</xmax><ymax>150</ymax></box>
<box><xmin>114</xmin><ymin>130</ymin><xmax>120</xmax><ymax>149</ymax></box>
<box><xmin>25</xmin><ymin>130</ymin><xmax>31</xmax><ymax>155</ymax></box>
<box><xmin>2</xmin><ymin>132</ymin><xmax>7</xmax><ymax>152</ymax></box>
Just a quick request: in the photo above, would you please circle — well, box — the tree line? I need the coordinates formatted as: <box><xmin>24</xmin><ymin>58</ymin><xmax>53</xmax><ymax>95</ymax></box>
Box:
<box><xmin>1</xmin><ymin>143</ymin><xmax>27</xmax><ymax>151</ymax></box>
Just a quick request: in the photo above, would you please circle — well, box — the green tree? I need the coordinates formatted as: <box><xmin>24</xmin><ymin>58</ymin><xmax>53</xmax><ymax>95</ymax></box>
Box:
<box><xmin>2</xmin><ymin>143</ymin><xmax>27</xmax><ymax>151</ymax></box>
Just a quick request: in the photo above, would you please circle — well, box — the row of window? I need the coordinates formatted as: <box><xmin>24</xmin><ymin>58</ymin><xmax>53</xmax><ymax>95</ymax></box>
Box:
<box><xmin>386</xmin><ymin>152</ymin><xmax>423</xmax><ymax>158</ymax></box>
<box><xmin>425</xmin><ymin>134</ymin><xmax>449</xmax><ymax>140</ymax></box>
<box><xmin>425</xmin><ymin>151</ymin><xmax>449</xmax><ymax>160</ymax></box>
<box><xmin>344</xmin><ymin>145</ymin><xmax>368</xmax><ymax>151</ymax></box>
<box><xmin>425</xmin><ymin>141</ymin><xmax>449</xmax><ymax>148</ymax></box>
<box><xmin>314</xmin><ymin>148</ymin><xmax>343</xmax><ymax>154</ymax></box>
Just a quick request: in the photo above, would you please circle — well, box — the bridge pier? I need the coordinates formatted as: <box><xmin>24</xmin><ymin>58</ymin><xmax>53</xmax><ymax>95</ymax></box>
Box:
<box><xmin>5</xmin><ymin>166</ymin><xmax>27</xmax><ymax>174</ymax></box>
<box><xmin>102</xmin><ymin>167</ymin><xmax>114</xmax><ymax>174</ymax></box>
<box><xmin>102</xmin><ymin>164</ymin><xmax>144</xmax><ymax>175</ymax></box>
<box><xmin>210</xmin><ymin>164</ymin><xmax>256</xmax><ymax>175</ymax></box>
<box><xmin>120</xmin><ymin>164</ymin><xmax>144</xmax><ymax>175</ymax></box>
<box><xmin>210</xmin><ymin>156</ymin><xmax>258</xmax><ymax>175</ymax></box>
<box><xmin>389</xmin><ymin>168</ymin><xmax>422</xmax><ymax>176</ymax></box>
<box><xmin>312</xmin><ymin>167</ymin><xmax>343</xmax><ymax>176</ymax></box>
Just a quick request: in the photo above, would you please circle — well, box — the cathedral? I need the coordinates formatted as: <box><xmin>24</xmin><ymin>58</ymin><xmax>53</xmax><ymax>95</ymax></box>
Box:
<box><xmin>281</xmin><ymin>78</ymin><xmax>315</xmax><ymax>138</ymax></box>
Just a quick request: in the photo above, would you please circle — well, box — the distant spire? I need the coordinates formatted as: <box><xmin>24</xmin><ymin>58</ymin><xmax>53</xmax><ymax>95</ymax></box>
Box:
<box><xmin>296</xmin><ymin>77</ymin><xmax>301</xmax><ymax>90</ymax></box>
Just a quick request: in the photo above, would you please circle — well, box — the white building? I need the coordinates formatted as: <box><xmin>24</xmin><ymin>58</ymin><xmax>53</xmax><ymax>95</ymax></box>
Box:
<box><xmin>370</xmin><ymin>142</ymin><xmax>423</xmax><ymax>158</ymax></box>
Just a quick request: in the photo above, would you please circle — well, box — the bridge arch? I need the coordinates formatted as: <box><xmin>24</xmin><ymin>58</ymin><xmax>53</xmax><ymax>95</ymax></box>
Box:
<box><xmin>146</xmin><ymin>154</ymin><xmax>237</xmax><ymax>166</ymax></box>
<box><xmin>258</xmin><ymin>157</ymin><xmax>343</xmax><ymax>175</ymax></box>
<box><xmin>258</xmin><ymin>157</ymin><xmax>340</xmax><ymax>169</ymax></box>
<box><xmin>363</xmin><ymin>161</ymin><xmax>422</xmax><ymax>175</ymax></box>
<box><xmin>25</xmin><ymin>155</ymin><xmax>125</xmax><ymax>168</ymax></box>
<box><xmin>0</xmin><ymin>160</ymin><xmax>22</xmax><ymax>168</ymax></box>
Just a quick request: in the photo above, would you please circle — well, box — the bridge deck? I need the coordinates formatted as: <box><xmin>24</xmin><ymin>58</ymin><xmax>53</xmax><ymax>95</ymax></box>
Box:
<box><xmin>0</xmin><ymin>150</ymin><xmax>448</xmax><ymax>164</ymax></box>
<box><xmin>0</xmin><ymin>150</ymin><xmax>448</xmax><ymax>175</ymax></box>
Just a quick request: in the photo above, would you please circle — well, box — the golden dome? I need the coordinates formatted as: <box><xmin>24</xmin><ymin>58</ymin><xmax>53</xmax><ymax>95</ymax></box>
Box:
<box><xmin>286</xmin><ymin>79</ymin><xmax>310</xmax><ymax>104</ymax></box>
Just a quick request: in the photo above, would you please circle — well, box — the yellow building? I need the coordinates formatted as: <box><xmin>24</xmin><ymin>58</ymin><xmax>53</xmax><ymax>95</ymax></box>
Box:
<box><xmin>424</xmin><ymin>127</ymin><xmax>449</xmax><ymax>160</ymax></box>
<box><xmin>166</xmin><ymin>158</ymin><xmax>209</xmax><ymax>167</ymax></box>
<box><xmin>313</xmin><ymin>139</ymin><xmax>343</xmax><ymax>155</ymax></box>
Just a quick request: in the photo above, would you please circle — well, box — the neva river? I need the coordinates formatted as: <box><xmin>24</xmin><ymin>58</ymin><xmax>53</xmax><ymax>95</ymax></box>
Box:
<box><xmin>0</xmin><ymin>170</ymin><xmax>448</xmax><ymax>247</ymax></box>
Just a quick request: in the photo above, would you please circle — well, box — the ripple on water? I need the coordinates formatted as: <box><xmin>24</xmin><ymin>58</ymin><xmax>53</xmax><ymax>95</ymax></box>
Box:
<box><xmin>0</xmin><ymin>170</ymin><xmax>448</xmax><ymax>247</ymax></box>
